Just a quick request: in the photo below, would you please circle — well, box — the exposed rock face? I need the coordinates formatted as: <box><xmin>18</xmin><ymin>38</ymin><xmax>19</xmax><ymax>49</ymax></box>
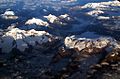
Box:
<box><xmin>87</xmin><ymin>49</ymin><xmax>120</xmax><ymax>79</ymax></box>
<box><xmin>79</xmin><ymin>0</ymin><xmax>120</xmax><ymax>21</ymax></box>
<box><xmin>70</xmin><ymin>1</ymin><xmax>120</xmax><ymax>40</ymax></box>
<box><xmin>71</xmin><ymin>1</ymin><xmax>120</xmax><ymax>19</ymax></box>
<box><xmin>59</xmin><ymin>14</ymin><xmax>72</xmax><ymax>21</ymax></box>
<box><xmin>25</xmin><ymin>18</ymin><xmax>49</xmax><ymax>27</ymax></box>
<box><xmin>80</xmin><ymin>1</ymin><xmax>120</xmax><ymax>20</ymax></box>
<box><xmin>64</xmin><ymin>35</ymin><xmax>120</xmax><ymax>54</ymax></box>
<box><xmin>80</xmin><ymin>1</ymin><xmax>120</xmax><ymax>9</ymax></box>
<box><xmin>0</xmin><ymin>1</ymin><xmax>120</xmax><ymax>79</ymax></box>
<box><xmin>47</xmin><ymin>32</ymin><xmax>120</xmax><ymax>79</ymax></box>
<box><xmin>23</xmin><ymin>14</ymin><xmax>74</xmax><ymax>31</ymax></box>
<box><xmin>44</xmin><ymin>14</ymin><xmax>73</xmax><ymax>25</ymax></box>
<box><xmin>1</xmin><ymin>10</ymin><xmax>18</xmax><ymax>20</ymax></box>
<box><xmin>0</xmin><ymin>28</ymin><xmax>59</xmax><ymax>53</ymax></box>
<box><xmin>44</xmin><ymin>14</ymin><xmax>59</xmax><ymax>24</ymax></box>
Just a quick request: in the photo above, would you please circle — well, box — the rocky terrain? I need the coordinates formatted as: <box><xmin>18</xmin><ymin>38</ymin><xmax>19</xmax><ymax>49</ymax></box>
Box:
<box><xmin>0</xmin><ymin>0</ymin><xmax>120</xmax><ymax>79</ymax></box>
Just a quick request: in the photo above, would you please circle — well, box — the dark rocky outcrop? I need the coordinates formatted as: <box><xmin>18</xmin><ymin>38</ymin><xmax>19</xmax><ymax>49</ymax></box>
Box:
<box><xmin>41</xmin><ymin>34</ymin><xmax>120</xmax><ymax>79</ymax></box>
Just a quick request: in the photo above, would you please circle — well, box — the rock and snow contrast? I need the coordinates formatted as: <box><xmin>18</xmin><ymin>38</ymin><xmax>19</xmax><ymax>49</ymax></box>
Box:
<box><xmin>44</xmin><ymin>14</ymin><xmax>73</xmax><ymax>25</ymax></box>
<box><xmin>64</xmin><ymin>32</ymin><xmax>120</xmax><ymax>53</ymax></box>
<box><xmin>0</xmin><ymin>10</ymin><xmax>18</xmax><ymax>20</ymax></box>
<box><xmin>23</xmin><ymin>14</ymin><xmax>74</xmax><ymax>30</ymax></box>
<box><xmin>80</xmin><ymin>1</ymin><xmax>120</xmax><ymax>9</ymax></box>
<box><xmin>80</xmin><ymin>1</ymin><xmax>120</xmax><ymax>18</ymax></box>
<box><xmin>71</xmin><ymin>0</ymin><xmax>120</xmax><ymax>40</ymax></box>
<box><xmin>49</xmin><ymin>32</ymin><xmax>120</xmax><ymax>79</ymax></box>
<box><xmin>86</xmin><ymin>10</ymin><xmax>104</xmax><ymax>16</ymax></box>
<box><xmin>25</xmin><ymin>18</ymin><xmax>49</xmax><ymax>27</ymax></box>
<box><xmin>0</xmin><ymin>28</ymin><xmax>58</xmax><ymax>53</ymax></box>
<box><xmin>44</xmin><ymin>14</ymin><xmax>59</xmax><ymax>23</ymax></box>
<box><xmin>59</xmin><ymin>14</ymin><xmax>72</xmax><ymax>21</ymax></box>
<box><xmin>0</xmin><ymin>0</ymin><xmax>120</xmax><ymax>79</ymax></box>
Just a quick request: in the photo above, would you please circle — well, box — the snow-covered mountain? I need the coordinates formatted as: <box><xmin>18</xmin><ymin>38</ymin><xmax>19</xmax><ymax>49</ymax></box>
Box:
<box><xmin>0</xmin><ymin>0</ymin><xmax>120</xmax><ymax>79</ymax></box>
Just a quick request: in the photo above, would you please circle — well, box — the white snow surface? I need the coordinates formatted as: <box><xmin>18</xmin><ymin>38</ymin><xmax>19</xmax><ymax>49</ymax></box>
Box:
<box><xmin>81</xmin><ymin>1</ymin><xmax>120</xmax><ymax>9</ymax></box>
<box><xmin>25</xmin><ymin>18</ymin><xmax>49</xmax><ymax>27</ymax></box>
<box><xmin>0</xmin><ymin>28</ymin><xmax>57</xmax><ymax>53</ymax></box>
<box><xmin>44</xmin><ymin>14</ymin><xmax>59</xmax><ymax>23</ymax></box>
<box><xmin>86</xmin><ymin>10</ymin><xmax>104</xmax><ymax>16</ymax></box>
<box><xmin>1</xmin><ymin>10</ymin><xmax>18</xmax><ymax>19</ymax></box>
<box><xmin>59</xmin><ymin>14</ymin><xmax>69</xmax><ymax>19</ymax></box>
<box><xmin>79</xmin><ymin>1</ymin><xmax>120</xmax><ymax>18</ymax></box>
<box><xmin>64</xmin><ymin>32</ymin><xmax>120</xmax><ymax>52</ymax></box>
<box><xmin>2</xmin><ymin>10</ymin><xmax>15</xmax><ymax>16</ymax></box>
<box><xmin>44</xmin><ymin>14</ymin><xmax>72</xmax><ymax>24</ymax></box>
<box><xmin>97</xmin><ymin>16</ymin><xmax>110</xmax><ymax>20</ymax></box>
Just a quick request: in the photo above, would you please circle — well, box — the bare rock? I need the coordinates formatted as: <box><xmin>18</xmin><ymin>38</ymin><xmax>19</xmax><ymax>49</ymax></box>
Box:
<box><xmin>0</xmin><ymin>28</ymin><xmax>59</xmax><ymax>53</ymax></box>
<box><xmin>64</xmin><ymin>34</ymin><xmax>120</xmax><ymax>54</ymax></box>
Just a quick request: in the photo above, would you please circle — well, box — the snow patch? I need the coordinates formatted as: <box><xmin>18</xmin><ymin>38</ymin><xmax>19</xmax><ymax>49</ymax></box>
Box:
<box><xmin>1</xmin><ymin>10</ymin><xmax>18</xmax><ymax>20</ymax></box>
<box><xmin>44</xmin><ymin>14</ymin><xmax>72</xmax><ymax>25</ymax></box>
<box><xmin>86</xmin><ymin>10</ymin><xmax>104</xmax><ymax>16</ymax></box>
<box><xmin>64</xmin><ymin>32</ymin><xmax>120</xmax><ymax>53</ymax></box>
<box><xmin>97</xmin><ymin>16</ymin><xmax>110</xmax><ymax>20</ymax></box>
<box><xmin>0</xmin><ymin>28</ymin><xmax>57</xmax><ymax>53</ymax></box>
<box><xmin>25</xmin><ymin>18</ymin><xmax>49</xmax><ymax>27</ymax></box>
<box><xmin>44</xmin><ymin>14</ymin><xmax>59</xmax><ymax>23</ymax></box>
<box><xmin>80</xmin><ymin>1</ymin><xmax>120</xmax><ymax>18</ymax></box>
<box><xmin>3</xmin><ymin>10</ymin><xmax>15</xmax><ymax>16</ymax></box>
